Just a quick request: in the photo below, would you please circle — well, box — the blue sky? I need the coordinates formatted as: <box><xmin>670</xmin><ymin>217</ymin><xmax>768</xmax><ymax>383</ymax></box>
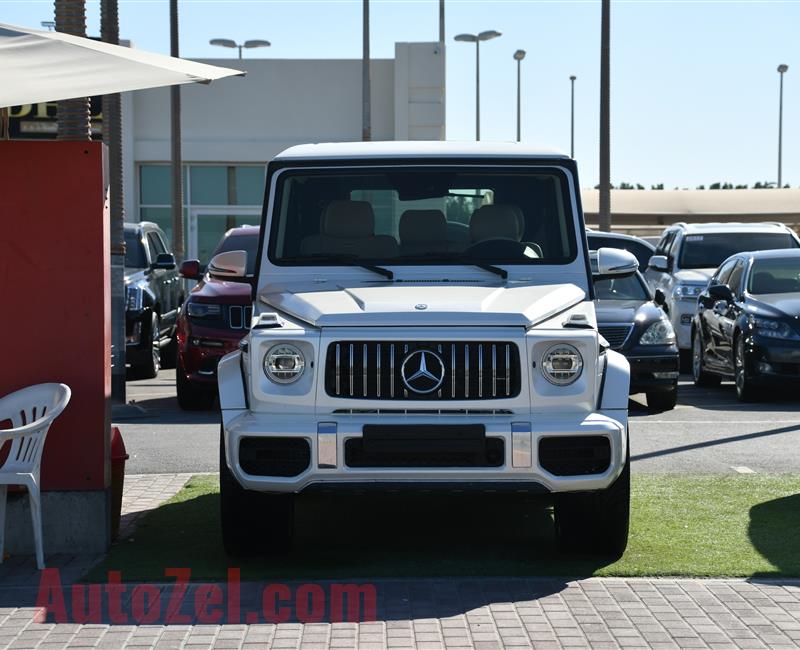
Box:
<box><xmin>3</xmin><ymin>0</ymin><xmax>798</xmax><ymax>188</ymax></box>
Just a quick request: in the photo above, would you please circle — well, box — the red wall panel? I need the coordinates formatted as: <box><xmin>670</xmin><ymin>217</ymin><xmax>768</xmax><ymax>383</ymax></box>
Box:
<box><xmin>0</xmin><ymin>141</ymin><xmax>110</xmax><ymax>491</ymax></box>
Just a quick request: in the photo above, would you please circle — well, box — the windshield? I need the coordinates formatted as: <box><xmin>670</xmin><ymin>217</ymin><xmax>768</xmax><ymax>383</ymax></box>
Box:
<box><xmin>211</xmin><ymin>231</ymin><xmax>260</xmax><ymax>276</ymax></box>
<box><xmin>268</xmin><ymin>167</ymin><xmax>577</xmax><ymax>266</ymax></box>
<box><xmin>679</xmin><ymin>233</ymin><xmax>797</xmax><ymax>269</ymax></box>
<box><xmin>748</xmin><ymin>257</ymin><xmax>800</xmax><ymax>294</ymax></box>
<box><xmin>593</xmin><ymin>274</ymin><xmax>649</xmax><ymax>301</ymax></box>
<box><xmin>124</xmin><ymin>230</ymin><xmax>148</xmax><ymax>269</ymax></box>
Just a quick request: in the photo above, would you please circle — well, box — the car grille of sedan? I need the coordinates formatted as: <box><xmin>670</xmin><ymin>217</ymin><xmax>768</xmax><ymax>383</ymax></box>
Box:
<box><xmin>227</xmin><ymin>305</ymin><xmax>253</xmax><ymax>330</ymax></box>
<box><xmin>598</xmin><ymin>325</ymin><xmax>633</xmax><ymax>350</ymax></box>
<box><xmin>324</xmin><ymin>341</ymin><xmax>521</xmax><ymax>400</ymax></box>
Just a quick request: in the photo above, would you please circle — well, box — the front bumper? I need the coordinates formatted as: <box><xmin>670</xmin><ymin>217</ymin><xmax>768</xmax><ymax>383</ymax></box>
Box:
<box><xmin>747</xmin><ymin>335</ymin><xmax>800</xmax><ymax>381</ymax></box>
<box><xmin>178</xmin><ymin>319</ymin><xmax>247</xmax><ymax>385</ymax></box>
<box><xmin>221</xmin><ymin>411</ymin><xmax>628</xmax><ymax>495</ymax></box>
<box><xmin>670</xmin><ymin>299</ymin><xmax>698</xmax><ymax>349</ymax></box>
<box><xmin>626</xmin><ymin>350</ymin><xmax>680</xmax><ymax>393</ymax></box>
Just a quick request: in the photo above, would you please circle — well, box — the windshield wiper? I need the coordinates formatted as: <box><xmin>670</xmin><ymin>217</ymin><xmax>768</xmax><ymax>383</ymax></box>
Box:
<box><xmin>395</xmin><ymin>253</ymin><xmax>508</xmax><ymax>280</ymax></box>
<box><xmin>280</xmin><ymin>255</ymin><xmax>394</xmax><ymax>280</ymax></box>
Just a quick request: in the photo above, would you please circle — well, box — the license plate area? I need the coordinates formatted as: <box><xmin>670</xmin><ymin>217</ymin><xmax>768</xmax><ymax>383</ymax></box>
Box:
<box><xmin>345</xmin><ymin>425</ymin><xmax>503</xmax><ymax>468</ymax></box>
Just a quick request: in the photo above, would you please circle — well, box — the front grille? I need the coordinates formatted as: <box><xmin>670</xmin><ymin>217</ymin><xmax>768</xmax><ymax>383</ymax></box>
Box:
<box><xmin>538</xmin><ymin>436</ymin><xmax>611</xmax><ymax>476</ymax></box>
<box><xmin>238</xmin><ymin>437</ymin><xmax>310</xmax><ymax>477</ymax></box>
<box><xmin>598</xmin><ymin>325</ymin><xmax>632</xmax><ymax>349</ymax></box>
<box><xmin>325</xmin><ymin>341</ymin><xmax>521</xmax><ymax>400</ymax></box>
<box><xmin>227</xmin><ymin>305</ymin><xmax>253</xmax><ymax>330</ymax></box>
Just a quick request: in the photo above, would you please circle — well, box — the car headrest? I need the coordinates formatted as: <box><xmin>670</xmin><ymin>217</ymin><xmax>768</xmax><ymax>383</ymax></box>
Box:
<box><xmin>322</xmin><ymin>200</ymin><xmax>375</xmax><ymax>237</ymax></box>
<box><xmin>399</xmin><ymin>210</ymin><xmax>447</xmax><ymax>244</ymax></box>
<box><xmin>469</xmin><ymin>204</ymin><xmax>524</xmax><ymax>242</ymax></box>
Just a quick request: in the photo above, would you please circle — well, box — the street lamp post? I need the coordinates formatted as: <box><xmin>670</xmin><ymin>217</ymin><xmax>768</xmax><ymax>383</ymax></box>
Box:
<box><xmin>514</xmin><ymin>50</ymin><xmax>526</xmax><ymax>142</ymax></box>
<box><xmin>777</xmin><ymin>64</ymin><xmax>789</xmax><ymax>188</ymax></box>
<box><xmin>570</xmin><ymin>75</ymin><xmax>576</xmax><ymax>158</ymax></box>
<box><xmin>454</xmin><ymin>30</ymin><xmax>501</xmax><ymax>141</ymax></box>
<box><xmin>209</xmin><ymin>38</ymin><xmax>271</xmax><ymax>59</ymax></box>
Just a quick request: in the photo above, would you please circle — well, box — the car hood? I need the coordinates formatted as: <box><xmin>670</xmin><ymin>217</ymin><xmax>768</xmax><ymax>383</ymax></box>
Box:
<box><xmin>595</xmin><ymin>299</ymin><xmax>663</xmax><ymax>325</ymax></box>
<box><xmin>259</xmin><ymin>282</ymin><xmax>587</xmax><ymax>327</ymax></box>
<box><xmin>747</xmin><ymin>294</ymin><xmax>800</xmax><ymax>319</ymax></box>
<box><xmin>674</xmin><ymin>268</ymin><xmax>714</xmax><ymax>284</ymax></box>
<box><xmin>190</xmin><ymin>277</ymin><xmax>253</xmax><ymax>305</ymax></box>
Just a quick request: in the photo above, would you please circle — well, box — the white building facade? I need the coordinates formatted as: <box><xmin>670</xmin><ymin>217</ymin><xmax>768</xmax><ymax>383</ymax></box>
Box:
<box><xmin>122</xmin><ymin>42</ymin><xmax>445</xmax><ymax>263</ymax></box>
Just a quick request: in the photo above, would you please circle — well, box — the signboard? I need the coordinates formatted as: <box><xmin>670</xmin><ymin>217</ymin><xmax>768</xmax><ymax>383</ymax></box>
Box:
<box><xmin>8</xmin><ymin>96</ymin><xmax>103</xmax><ymax>139</ymax></box>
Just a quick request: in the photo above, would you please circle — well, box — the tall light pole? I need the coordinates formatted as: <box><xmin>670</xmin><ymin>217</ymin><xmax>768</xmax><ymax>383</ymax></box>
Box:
<box><xmin>209</xmin><ymin>38</ymin><xmax>271</xmax><ymax>59</ymax></box>
<box><xmin>598</xmin><ymin>0</ymin><xmax>611</xmax><ymax>232</ymax></box>
<box><xmin>170</xmin><ymin>0</ymin><xmax>184</xmax><ymax>261</ymax></box>
<box><xmin>439</xmin><ymin>0</ymin><xmax>445</xmax><ymax>44</ymax></box>
<box><xmin>570</xmin><ymin>75</ymin><xmax>576</xmax><ymax>158</ymax></box>
<box><xmin>777</xmin><ymin>64</ymin><xmax>789</xmax><ymax>188</ymax></box>
<box><xmin>454</xmin><ymin>30</ymin><xmax>501</xmax><ymax>141</ymax></box>
<box><xmin>362</xmin><ymin>0</ymin><xmax>371</xmax><ymax>141</ymax></box>
<box><xmin>514</xmin><ymin>50</ymin><xmax>526</xmax><ymax>142</ymax></box>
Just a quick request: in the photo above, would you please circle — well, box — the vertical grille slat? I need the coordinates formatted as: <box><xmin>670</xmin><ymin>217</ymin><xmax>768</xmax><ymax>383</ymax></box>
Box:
<box><xmin>325</xmin><ymin>341</ymin><xmax>521</xmax><ymax>400</ymax></box>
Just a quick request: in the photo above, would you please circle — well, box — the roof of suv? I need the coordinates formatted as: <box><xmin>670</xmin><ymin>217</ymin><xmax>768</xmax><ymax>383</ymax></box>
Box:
<box><xmin>275</xmin><ymin>141</ymin><xmax>569</xmax><ymax>161</ymax></box>
<box><xmin>670</xmin><ymin>222</ymin><xmax>793</xmax><ymax>235</ymax></box>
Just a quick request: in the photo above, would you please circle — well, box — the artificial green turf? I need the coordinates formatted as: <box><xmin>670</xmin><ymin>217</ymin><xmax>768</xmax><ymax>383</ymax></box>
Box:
<box><xmin>86</xmin><ymin>474</ymin><xmax>800</xmax><ymax>582</ymax></box>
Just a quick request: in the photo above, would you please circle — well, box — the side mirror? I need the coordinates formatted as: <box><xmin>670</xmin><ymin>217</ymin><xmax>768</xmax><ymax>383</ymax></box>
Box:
<box><xmin>595</xmin><ymin>247</ymin><xmax>638</xmax><ymax>279</ymax></box>
<box><xmin>208</xmin><ymin>250</ymin><xmax>248</xmax><ymax>280</ymax></box>
<box><xmin>708</xmin><ymin>283</ymin><xmax>734</xmax><ymax>303</ymax></box>
<box><xmin>179</xmin><ymin>259</ymin><xmax>202</xmax><ymax>280</ymax></box>
<box><xmin>648</xmin><ymin>254</ymin><xmax>670</xmax><ymax>273</ymax></box>
<box><xmin>654</xmin><ymin>288</ymin><xmax>668</xmax><ymax>312</ymax></box>
<box><xmin>151</xmin><ymin>252</ymin><xmax>176</xmax><ymax>270</ymax></box>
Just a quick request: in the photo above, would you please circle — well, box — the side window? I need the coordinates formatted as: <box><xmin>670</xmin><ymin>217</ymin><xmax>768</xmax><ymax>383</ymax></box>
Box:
<box><xmin>667</xmin><ymin>233</ymin><xmax>681</xmax><ymax>260</ymax></box>
<box><xmin>727</xmin><ymin>261</ymin><xmax>745</xmax><ymax>296</ymax></box>
<box><xmin>656</xmin><ymin>231</ymin><xmax>674</xmax><ymax>256</ymax></box>
<box><xmin>146</xmin><ymin>232</ymin><xmax>166</xmax><ymax>260</ymax></box>
<box><xmin>713</xmin><ymin>260</ymin><xmax>736</xmax><ymax>286</ymax></box>
<box><xmin>155</xmin><ymin>232</ymin><xmax>171</xmax><ymax>255</ymax></box>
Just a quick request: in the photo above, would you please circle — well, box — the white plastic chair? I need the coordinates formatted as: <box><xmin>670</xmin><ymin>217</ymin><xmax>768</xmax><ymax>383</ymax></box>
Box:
<box><xmin>0</xmin><ymin>383</ymin><xmax>71</xmax><ymax>570</ymax></box>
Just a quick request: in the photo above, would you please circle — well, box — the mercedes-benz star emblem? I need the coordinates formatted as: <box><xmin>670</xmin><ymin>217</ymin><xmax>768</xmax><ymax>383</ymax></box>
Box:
<box><xmin>401</xmin><ymin>350</ymin><xmax>445</xmax><ymax>394</ymax></box>
<box><xmin>415</xmin><ymin>304</ymin><xmax>427</xmax><ymax>310</ymax></box>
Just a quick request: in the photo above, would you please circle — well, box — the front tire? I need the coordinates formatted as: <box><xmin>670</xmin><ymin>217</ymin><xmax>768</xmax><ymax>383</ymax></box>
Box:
<box><xmin>136</xmin><ymin>312</ymin><xmax>161</xmax><ymax>380</ymax></box>
<box><xmin>219</xmin><ymin>429</ymin><xmax>294</xmax><ymax>556</ymax></box>
<box><xmin>554</xmin><ymin>435</ymin><xmax>630</xmax><ymax>558</ymax></box>
<box><xmin>692</xmin><ymin>328</ymin><xmax>720</xmax><ymax>387</ymax></box>
<box><xmin>735</xmin><ymin>335</ymin><xmax>761</xmax><ymax>402</ymax></box>
<box><xmin>647</xmin><ymin>387</ymin><xmax>677</xmax><ymax>412</ymax></box>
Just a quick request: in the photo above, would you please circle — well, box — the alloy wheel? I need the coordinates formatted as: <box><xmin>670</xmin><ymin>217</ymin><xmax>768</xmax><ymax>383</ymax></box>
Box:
<box><xmin>151</xmin><ymin>313</ymin><xmax>161</xmax><ymax>374</ymax></box>
<box><xmin>692</xmin><ymin>331</ymin><xmax>702</xmax><ymax>382</ymax></box>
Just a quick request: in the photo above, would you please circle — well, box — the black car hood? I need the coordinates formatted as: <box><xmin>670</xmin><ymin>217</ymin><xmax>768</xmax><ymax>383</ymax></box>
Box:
<box><xmin>595</xmin><ymin>299</ymin><xmax>664</xmax><ymax>325</ymax></box>
<box><xmin>746</xmin><ymin>294</ymin><xmax>800</xmax><ymax>319</ymax></box>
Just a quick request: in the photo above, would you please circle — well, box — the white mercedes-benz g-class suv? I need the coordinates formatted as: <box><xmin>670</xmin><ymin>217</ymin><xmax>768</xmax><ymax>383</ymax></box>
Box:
<box><xmin>214</xmin><ymin>142</ymin><xmax>637</xmax><ymax>557</ymax></box>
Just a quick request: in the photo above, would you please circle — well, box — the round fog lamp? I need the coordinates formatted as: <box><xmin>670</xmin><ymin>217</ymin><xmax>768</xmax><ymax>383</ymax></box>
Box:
<box><xmin>264</xmin><ymin>344</ymin><xmax>305</xmax><ymax>384</ymax></box>
<box><xmin>541</xmin><ymin>344</ymin><xmax>583</xmax><ymax>386</ymax></box>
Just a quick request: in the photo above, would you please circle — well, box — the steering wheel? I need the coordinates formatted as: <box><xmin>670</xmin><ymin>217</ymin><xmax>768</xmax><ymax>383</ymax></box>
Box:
<box><xmin>464</xmin><ymin>238</ymin><xmax>527</xmax><ymax>258</ymax></box>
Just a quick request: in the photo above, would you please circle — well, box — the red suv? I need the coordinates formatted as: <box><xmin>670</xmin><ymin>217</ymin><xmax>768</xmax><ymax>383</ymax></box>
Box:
<box><xmin>176</xmin><ymin>226</ymin><xmax>258</xmax><ymax>410</ymax></box>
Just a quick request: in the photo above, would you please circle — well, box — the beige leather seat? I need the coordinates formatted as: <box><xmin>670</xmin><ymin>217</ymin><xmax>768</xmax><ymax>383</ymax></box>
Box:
<box><xmin>469</xmin><ymin>204</ymin><xmax>542</xmax><ymax>257</ymax></box>
<box><xmin>399</xmin><ymin>209</ymin><xmax>451</xmax><ymax>255</ymax></box>
<box><xmin>300</xmin><ymin>200</ymin><xmax>399</xmax><ymax>258</ymax></box>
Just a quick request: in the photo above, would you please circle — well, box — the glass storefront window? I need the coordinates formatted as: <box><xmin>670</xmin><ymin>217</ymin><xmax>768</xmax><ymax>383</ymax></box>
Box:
<box><xmin>139</xmin><ymin>166</ymin><xmax>170</xmax><ymax>205</ymax></box>
<box><xmin>234</xmin><ymin>166</ymin><xmax>265</xmax><ymax>205</ymax></box>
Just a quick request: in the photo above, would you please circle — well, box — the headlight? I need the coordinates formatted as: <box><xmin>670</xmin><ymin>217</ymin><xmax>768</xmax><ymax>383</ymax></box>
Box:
<box><xmin>673</xmin><ymin>284</ymin><xmax>704</xmax><ymax>300</ymax></box>
<box><xmin>750</xmin><ymin>316</ymin><xmax>799</xmax><ymax>340</ymax></box>
<box><xmin>187</xmin><ymin>302</ymin><xmax>223</xmax><ymax>319</ymax></box>
<box><xmin>639</xmin><ymin>319</ymin><xmax>676</xmax><ymax>345</ymax></box>
<box><xmin>263</xmin><ymin>344</ymin><xmax>306</xmax><ymax>384</ymax></box>
<box><xmin>541</xmin><ymin>344</ymin><xmax>583</xmax><ymax>386</ymax></box>
<box><xmin>125</xmin><ymin>286</ymin><xmax>142</xmax><ymax>311</ymax></box>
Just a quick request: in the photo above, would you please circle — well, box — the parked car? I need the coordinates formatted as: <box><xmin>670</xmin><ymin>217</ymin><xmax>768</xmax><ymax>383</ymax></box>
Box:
<box><xmin>175</xmin><ymin>226</ymin><xmax>259</xmax><ymax>410</ymax></box>
<box><xmin>586</xmin><ymin>230</ymin><xmax>655</xmax><ymax>272</ymax></box>
<box><xmin>692</xmin><ymin>249</ymin><xmax>800</xmax><ymax>401</ymax></box>
<box><xmin>124</xmin><ymin>222</ymin><xmax>182</xmax><ymax>378</ymax></box>
<box><xmin>592</xmin><ymin>253</ymin><xmax>679</xmax><ymax>411</ymax></box>
<box><xmin>216</xmin><ymin>141</ymin><xmax>638</xmax><ymax>558</ymax></box>
<box><xmin>645</xmin><ymin>222</ymin><xmax>800</xmax><ymax>365</ymax></box>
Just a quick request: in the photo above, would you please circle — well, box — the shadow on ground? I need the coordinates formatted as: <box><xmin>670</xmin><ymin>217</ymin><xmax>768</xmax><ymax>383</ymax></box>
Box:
<box><xmin>748</xmin><ymin>492</ymin><xmax>800</xmax><ymax>577</ymax></box>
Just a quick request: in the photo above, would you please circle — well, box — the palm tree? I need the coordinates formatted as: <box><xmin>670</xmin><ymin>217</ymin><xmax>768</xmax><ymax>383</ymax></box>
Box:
<box><xmin>598</xmin><ymin>0</ymin><xmax>611</xmax><ymax>232</ymax></box>
<box><xmin>55</xmin><ymin>0</ymin><xmax>91</xmax><ymax>139</ymax></box>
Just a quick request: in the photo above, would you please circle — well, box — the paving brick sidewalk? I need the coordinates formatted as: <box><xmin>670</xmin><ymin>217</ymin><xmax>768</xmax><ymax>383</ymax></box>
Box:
<box><xmin>3</xmin><ymin>474</ymin><xmax>800</xmax><ymax>648</ymax></box>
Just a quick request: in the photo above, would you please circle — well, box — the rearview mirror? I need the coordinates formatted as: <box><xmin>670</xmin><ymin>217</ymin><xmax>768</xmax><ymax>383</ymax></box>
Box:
<box><xmin>648</xmin><ymin>254</ymin><xmax>670</xmax><ymax>273</ymax></box>
<box><xmin>208</xmin><ymin>250</ymin><xmax>248</xmax><ymax>280</ymax></box>
<box><xmin>179</xmin><ymin>259</ymin><xmax>202</xmax><ymax>280</ymax></box>
<box><xmin>151</xmin><ymin>252</ymin><xmax>176</xmax><ymax>270</ymax></box>
<box><xmin>595</xmin><ymin>247</ymin><xmax>638</xmax><ymax>279</ymax></box>
<box><xmin>654</xmin><ymin>288</ymin><xmax>668</xmax><ymax>312</ymax></box>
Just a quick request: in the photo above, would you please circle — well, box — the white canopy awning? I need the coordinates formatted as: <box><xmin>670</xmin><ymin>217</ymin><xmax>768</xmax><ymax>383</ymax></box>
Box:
<box><xmin>0</xmin><ymin>22</ymin><xmax>245</xmax><ymax>108</ymax></box>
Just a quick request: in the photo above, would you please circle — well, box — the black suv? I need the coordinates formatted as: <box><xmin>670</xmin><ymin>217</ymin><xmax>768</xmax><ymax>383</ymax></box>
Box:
<box><xmin>124</xmin><ymin>222</ymin><xmax>183</xmax><ymax>378</ymax></box>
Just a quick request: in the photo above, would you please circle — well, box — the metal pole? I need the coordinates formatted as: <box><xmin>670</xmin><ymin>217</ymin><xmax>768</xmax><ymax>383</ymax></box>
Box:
<box><xmin>475</xmin><ymin>40</ymin><xmax>480</xmax><ymax>141</ymax></box>
<box><xmin>570</xmin><ymin>75</ymin><xmax>576</xmax><ymax>158</ymax></box>
<box><xmin>362</xmin><ymin>0</ymin><xmax>372</xmax><ymax>141</ymax></box>
<box><xmin>102</xmin><ymin>0</ymin><xmax>127</xmax><ymax>403</ymax></box>
<box><xmin>439</xmin><ymin>0</ymin><xmax>445</xmax><ymax>44</ymax></box>
<box><xmin>598</xmin><ymin>0</ymin><xmax>611</xmax><ymax>232</ymax></box>
<box><xmin>516</xmin><ymin>58</ymin><xmax>521</xmax><ymax>142</ymax></box>
<box><xmin>778</xmin><ymin>70</ymin><xmax>785</xmax><ymax>188</ymax></box>
<box><xmin>238</xmin><ymin>44</ymin><xmax>243</xmax><ymax>59</ymax></box>
<box><xmin>170</xmin><ymin>0</ymin><xmax>184</xmax><ymax>260</ymax></box>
